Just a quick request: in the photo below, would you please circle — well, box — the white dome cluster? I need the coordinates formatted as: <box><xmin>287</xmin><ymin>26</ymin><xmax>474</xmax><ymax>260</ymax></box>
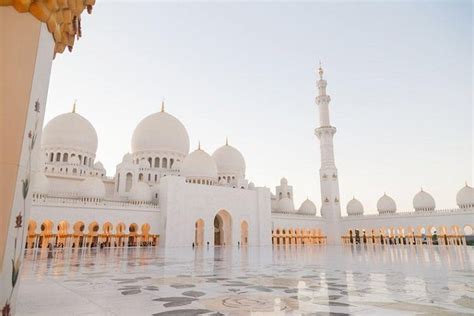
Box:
<box><xmin>182</xmin><ymin>146</ymin><xmax>218</xmax><ymax>185</ymax></box>
<box><xmin>413</xmin><ymin>189</ymin><xmax>435</xmax><ymax>211</ymax></box>
<box><xmin>131</xmin><ymin>110</ymin><xmax>190</xmax><ymax>156</ymax></box>
<box><xmin>298</xmin><ymin>199</ymin><xmax>317</xmax><ymax>215</ymax></box>
<box><xmin>346</xmin><ymin>197</ymin><xmax>364</xmax><ymax>216</ymax></box>
<box><xmin>129</xmin><ymin>182</ymin><xmax>152</xmax><ymax>203</ymax></box>
<box><xmin>457</xmin><ymin>184</ymin><xmax>474</xmax><ymax>208</ymax></box>
<box><xmin>42</xmin><ymin>111</ymin><xmax>98</xmax><ymax>155</ymax></box>
<box><xmin>122</xmin><ymin>153</ymin><xmax>133</xmax><ymax>164</ymax></box>
<box><xmin>212</xmin><ymin>141</ymin><xmax>246</xmax><ymax>181</ymax></box>
<box><xmin>79</xmin><ymin>177</ymin><xmax>106</xmax><ymax>201</ymax></box>
<box><xmin>377</xmin><ymin>193</ymin><xmax>397</xmax><ymax>214</ymax></box>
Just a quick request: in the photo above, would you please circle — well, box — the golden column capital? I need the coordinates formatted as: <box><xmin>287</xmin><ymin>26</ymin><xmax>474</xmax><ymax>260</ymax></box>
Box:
<box><xmin>1</xmin><ymin>0</ymin><xmax>96</xmax><ymax>56</ymax></box>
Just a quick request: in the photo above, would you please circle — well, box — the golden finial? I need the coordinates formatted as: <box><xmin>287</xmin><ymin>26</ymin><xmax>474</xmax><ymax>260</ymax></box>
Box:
<box><xmin>226</xmin><ymin>137</ymin><xmax>228</xmax><ymax>146</ymax></box>
<box><xmin>72</xmin><ymin>99</ymin><xmax>77</xmax><ymax>113</ymax></box>
<box><xmin>318</xmin><ymin>60</ymin><xmax>324</xmax><ymax>80</ymax></box>
<box><xmin>161</xmin><ymin>99</ymin><xmax>165</xmax><ymax>112</ymax></box>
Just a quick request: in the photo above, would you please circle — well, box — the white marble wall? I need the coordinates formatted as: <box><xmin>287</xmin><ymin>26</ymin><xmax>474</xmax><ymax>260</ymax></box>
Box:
<box><xmin>159</xmin><ymin>176</ymin><xmax>272</xmax><ymax>248</ymax></box>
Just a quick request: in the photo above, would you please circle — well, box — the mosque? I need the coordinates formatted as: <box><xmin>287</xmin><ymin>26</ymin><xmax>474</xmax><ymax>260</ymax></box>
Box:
<box><xmin>27</xmin><ymin>65</ymin><xmax>474</xmax><ymax>249</ymax></box>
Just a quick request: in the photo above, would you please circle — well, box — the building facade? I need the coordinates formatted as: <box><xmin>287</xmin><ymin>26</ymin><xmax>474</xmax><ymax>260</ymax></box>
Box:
<box><xmin>28</xmin><ymin>67</ymin><xmax>473</xmax><ymax>248</ymax></box>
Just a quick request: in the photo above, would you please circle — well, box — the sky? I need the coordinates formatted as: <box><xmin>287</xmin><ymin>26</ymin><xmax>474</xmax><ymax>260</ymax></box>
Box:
<box><xmin>45</xmin><ymin>1</ymin><xmax>472</xmax><ymax>214</ymax></box>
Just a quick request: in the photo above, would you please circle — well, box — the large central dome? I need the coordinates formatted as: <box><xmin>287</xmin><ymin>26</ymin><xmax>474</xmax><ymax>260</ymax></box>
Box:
<box><xmin>131</xmin><ymin>110</ymin><xmax>190</xmax><ymax>156</ymax></box>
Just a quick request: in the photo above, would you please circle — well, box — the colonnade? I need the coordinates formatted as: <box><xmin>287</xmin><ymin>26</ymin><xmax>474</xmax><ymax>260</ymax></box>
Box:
<box><xmin>26</xmin><ymin>220</ymin><xmax>158</xmax><ymax>249</ymax></box>
<box><xmin>272</xmin><ymin>228</ymin><xmax>326</xmax><ymax>245</ymax></box>
<box><xmin>341</xmin><ymin>225</ymin><xmax>471</xmax><ymax>246</ymax></box>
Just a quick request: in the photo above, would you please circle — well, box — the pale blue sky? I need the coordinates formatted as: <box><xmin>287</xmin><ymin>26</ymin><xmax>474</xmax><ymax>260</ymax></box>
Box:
<box><xmin>45</xmin><ymin>1</ymin><xmax>472</xmax><ymax>213</ymax></box>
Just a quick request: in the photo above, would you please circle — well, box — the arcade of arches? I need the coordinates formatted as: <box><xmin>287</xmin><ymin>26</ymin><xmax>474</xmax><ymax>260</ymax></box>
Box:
<box><xmin>342</xmin><ymin>225</ymin><xmax>474</xmax><ymax>246</ymax></box>
<box><xmin>272</xmin><ymin>228</ymin><xmax>326</xmax><ymax>245</ymax></box>
<box><xmin>26</xmin><ymin>220</ymin><xmax>158</xmax><ymax>249</ymax></box>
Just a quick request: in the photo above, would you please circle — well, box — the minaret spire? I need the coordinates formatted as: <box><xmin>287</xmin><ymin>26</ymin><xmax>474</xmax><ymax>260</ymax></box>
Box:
<box><xmin>314</xmin><ymin>62</ymin><xmax>341</xmax><ymax>245</ymax></box>
<box><xmin>318</xmin><ymin>60</ymin><xmax>324</xmax><ymax>80</ymax></box>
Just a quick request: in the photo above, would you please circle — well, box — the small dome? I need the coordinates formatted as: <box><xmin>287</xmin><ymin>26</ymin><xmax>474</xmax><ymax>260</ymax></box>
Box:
<box><xmin>42</xmin><ymin>111</ymin><xmax>98</xmax><ymax>154</ymax></box>
<box><xmin>129</xmin><ymin>181</ymin><xmax>152</xmax><ymax>202</ymax></box>
<box><xmin>457</xmin><ymin>184</ymin><xmax>474</xmax><ymax>208</ymax></box>
<box><xmin>212</xmin><ymin>142</ymin><xmax>246</xmax><ymax>178</ymax></box>
<box><xmin>413</xmin><ymin>189</ymin><xmax>436</xmax><ymax>211</ymax></box>
<box><xmin>131</xmin><ymin>110</ymin><xmax>190</xmax><ymax>156</ymax></box>
<box><xmin>181</xmin><ymin>148</ymin><xmax>218</xmax><ymax>181</ymax></box>
<box><xmin>138</xmin><ymin>159</ymin><xmax>150</xmax><ymax>169</ymax></box>
<box><xmin>79</xmin><ymin>177</ymin><xmax>106</xmax><ymax>199</ymax></box>
<box><xmin>278</xmin><ymin>197</ymin><xmax>295</xmax><ymax>213</ymax></box>
<box><xmin>347</xmin><ymin>197</ymin><xmax>364</xmax><ymax>216</ymax></box>
<box><xmin>377</xmin><ymin>193</ymin><xmax>397</xmax><ymax>214</ymax></box>
<box><xmin>32</xmin><ymin>172</ymin><xmax>49</xmax><ymax>195</ymax></box>
<box><xmin>218</xmin><ymin>178</ymin><xmax>226</xmax><ymax>185</ymax></box>
<box><xmin>248</xmin><ymin>182</ymin><xmax>255</xmax><ymax>190</ymax></box>
<box><xmin>280</xmin><ymin>177</ymin><xmax>288</xmax><ymax>186</ymax></box>
<box><xmin>69</xmin><ymin>156</ymin><xmax>81</xmax><ymax>165</ymax></box>
<box><xmin>94</xmin><ymin>161</ymin><xmax>105</xmax><ymax>170</ymax></box>
<box><xmin>298</xmin><ymin>199</ymin><xmax>317</xmax><ymax>215</ymax></box>
<box><xmin>122</xmin><ymin>153</ymin><xmax>133</xmax><ymax>164</ymax></box>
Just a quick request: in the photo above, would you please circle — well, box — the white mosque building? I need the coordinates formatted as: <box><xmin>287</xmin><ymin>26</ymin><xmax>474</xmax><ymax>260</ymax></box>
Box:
<box><xmin>28</xmin><ymin>66</ymin><xmax>474</xmax><ymax>249</ymax></box>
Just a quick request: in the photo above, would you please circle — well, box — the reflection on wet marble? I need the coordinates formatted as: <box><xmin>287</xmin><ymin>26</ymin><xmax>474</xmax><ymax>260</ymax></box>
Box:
<box><xmin>17</xmin><ymin>245</ymin><xmax>474</xmax><ymax>315</ymax></box>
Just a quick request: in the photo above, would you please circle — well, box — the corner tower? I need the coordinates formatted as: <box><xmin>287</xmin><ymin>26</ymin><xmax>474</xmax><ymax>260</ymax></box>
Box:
<box><xmin>314</xmin><ymin>63</ymin><xmax>341</xmax><ymax>244</ymax></box>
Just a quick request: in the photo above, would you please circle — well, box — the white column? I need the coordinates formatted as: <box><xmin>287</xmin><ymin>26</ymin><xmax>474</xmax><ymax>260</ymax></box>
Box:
<box><xmin>0</xmin><ymin>7</ymin><xmax>55</xmax><ymax>314</ymax></box>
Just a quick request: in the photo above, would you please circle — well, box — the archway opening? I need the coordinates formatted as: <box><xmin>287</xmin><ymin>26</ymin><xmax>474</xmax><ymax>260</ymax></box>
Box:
<box><xmin>214</xmin><ymin>210</ymin><xmax>232</xmax><ymax>246</ymax></box>
<box><xmin>88</xmin><ymin>221</ymin><xmax>100</xmax><ymax>247</ymax></box>
<box><xmin>240</xmin><ymin>220</ymin><xmax>249</xmax><ymax>246</ymax></box>
<box><xmin>195</xmin><ymin>219</ymin><xmax>204</xmax><ymax>246</ymax></box>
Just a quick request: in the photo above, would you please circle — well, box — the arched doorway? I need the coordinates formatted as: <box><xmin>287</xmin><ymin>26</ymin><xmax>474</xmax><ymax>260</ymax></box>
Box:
<box><xmin>195</xmin><ymin>219</ymin><xmax>204</xmax><ymax>246</ymax></box>
<box><xmin>129</xmin><ymin>223</ymin><xmax>138</xmax><ymax>246</ymax></box>
<box><xmin>240</xmin><ymin>220</ymin><xmax>249</xmax><ymax>246</ymax></box>
<box><xmin>214</xmin><ymin>210</ymin><xmax>232</xmax><ymax>246</ymax></box>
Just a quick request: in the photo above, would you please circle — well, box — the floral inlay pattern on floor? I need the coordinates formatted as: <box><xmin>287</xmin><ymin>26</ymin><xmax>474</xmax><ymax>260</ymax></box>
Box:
<box><xmin>17</xmin><ymin>245</ymin><xmax>474</xmax><ymax>315</ymax></box>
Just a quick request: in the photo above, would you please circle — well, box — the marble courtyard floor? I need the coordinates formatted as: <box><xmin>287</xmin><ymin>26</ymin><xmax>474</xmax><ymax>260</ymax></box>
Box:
<box><xmin>17</xmin><ymin>245</ymin><xmax>474</xmax><ymax>315</ymax></box>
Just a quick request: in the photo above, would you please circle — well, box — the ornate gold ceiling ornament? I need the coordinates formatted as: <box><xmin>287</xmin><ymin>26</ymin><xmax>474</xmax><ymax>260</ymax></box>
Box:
<box><xmin>1</xmin><ymin>0</ymin><xmax>96</xmax><ymax>56</ymax></box>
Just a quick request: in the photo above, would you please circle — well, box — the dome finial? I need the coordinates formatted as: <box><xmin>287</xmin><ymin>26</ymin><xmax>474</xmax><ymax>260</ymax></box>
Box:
<box><xmin>161</xmin><ymin>98</ymin><xmax>165</xmax><ymax>112</ymax></box>
<box><xmin>318</xmin><ymin>60</ymin><xmax>324</xmax><ymax>80</ymax></box>
<box><xmin>198</xmin><ymin>141</ymin><xmax>201</xmax><ymax>150</ymax></box>
<box><xmin>421</xmin><ymin>186</ymin><xmax>423</xmax><ymax>192</ymax></box>
<box><xmin>225</xmin><ymin>137</ymin><xmax>228</xmax><ymax>146</ymax></box>
<box><xmin>72</xmin><ymin>99</ymin><xmax>77</xmax><ymax>113</ymax></box>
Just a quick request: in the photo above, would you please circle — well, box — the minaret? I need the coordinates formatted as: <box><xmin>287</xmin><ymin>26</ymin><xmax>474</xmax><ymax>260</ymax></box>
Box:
<box><xmin>314</xmin><ymin>62</ymin><xmax>341</xmax><ymax>244</ymax></box>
